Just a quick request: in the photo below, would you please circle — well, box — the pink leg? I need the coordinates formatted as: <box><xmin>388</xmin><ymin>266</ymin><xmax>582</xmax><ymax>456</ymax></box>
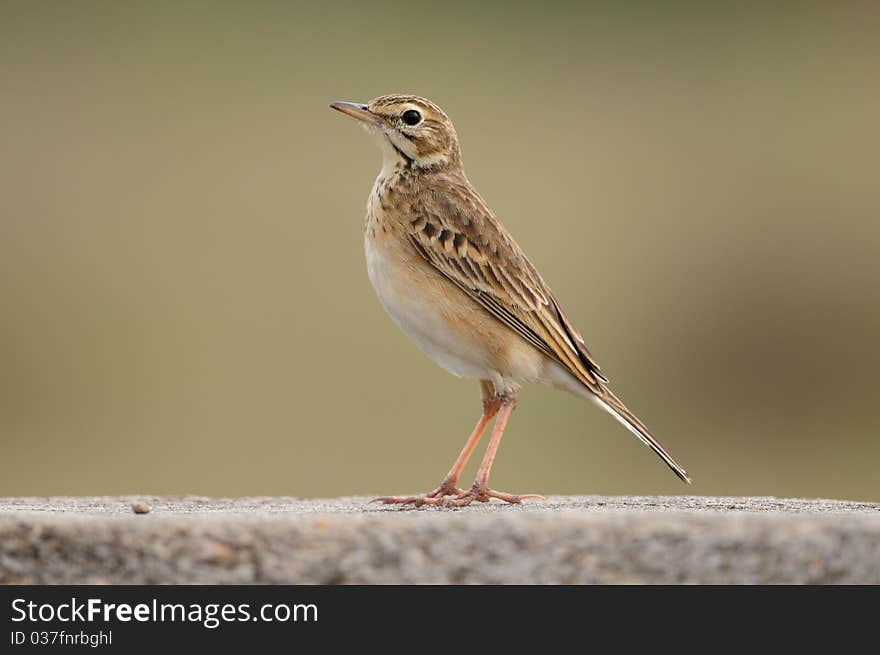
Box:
<box><xmin>374</xmin><ymin>381</ymin><xmax>501</xmax><ymax>506</ymax></box>
<box><xmin>437</xmin><ymin>393</ymin><xmax>544</xmax><ymax>507</ymax></box>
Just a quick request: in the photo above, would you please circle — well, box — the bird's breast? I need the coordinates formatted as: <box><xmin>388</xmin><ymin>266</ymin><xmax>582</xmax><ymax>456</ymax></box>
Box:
<box><xmin>364</xmin><ymin>221</ymin><xmax>490</xmax><ymax>380</ymax></box>
<box><xmin>363</xmin><ymin>191</ymin><xmax>547</xmax><ymax>389</ymax></box>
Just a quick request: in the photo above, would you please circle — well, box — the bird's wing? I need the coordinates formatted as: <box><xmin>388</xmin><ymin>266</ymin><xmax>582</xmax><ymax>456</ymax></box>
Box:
<box><xmin>405</xmin><ymin>179</ymin><xmax>608</xmax><ymax>393</ymax></box>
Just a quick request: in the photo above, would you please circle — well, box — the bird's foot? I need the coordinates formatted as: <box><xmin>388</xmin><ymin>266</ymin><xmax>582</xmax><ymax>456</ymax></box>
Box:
<box><xmin>375</xmin><ymin>483</ymin><xmax>544</xmax><ymax>508</ymax></box>
<box><xmin>372</xmin><ymin>480</ymin><xmax>467</xmax><ymax>507</ymax></box>
<box><xmin>435</xmin><ymin>484</ymin><xmax>545</xmax><ymax>507</ymax></box>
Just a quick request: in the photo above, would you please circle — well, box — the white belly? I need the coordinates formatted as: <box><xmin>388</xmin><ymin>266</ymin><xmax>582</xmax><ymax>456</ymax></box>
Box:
<box><xmin>365</xmin><ymin>234</ymin><xmax>495</xmax><ymax>381</ymax></box>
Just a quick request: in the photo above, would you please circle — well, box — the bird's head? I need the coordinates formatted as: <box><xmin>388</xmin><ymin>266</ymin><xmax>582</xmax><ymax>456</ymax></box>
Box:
<box><xmin>330</xmin><ymin>94</ymin><xmax>461</xmax><ymax>170</ymax></box>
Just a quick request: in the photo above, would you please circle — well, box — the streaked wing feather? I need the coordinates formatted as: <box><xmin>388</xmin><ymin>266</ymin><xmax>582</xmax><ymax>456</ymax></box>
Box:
<box><xmin>405</xmin><ymin>187</ymin><xmax>605</xmax><ymax>392</ymax></box>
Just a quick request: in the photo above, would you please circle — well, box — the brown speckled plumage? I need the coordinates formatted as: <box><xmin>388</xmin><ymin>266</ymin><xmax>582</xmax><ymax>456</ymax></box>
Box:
<box><xmin>331</xmin><ymin>94</ymin><xmax>690</xmax><ymax>506</ymax></box>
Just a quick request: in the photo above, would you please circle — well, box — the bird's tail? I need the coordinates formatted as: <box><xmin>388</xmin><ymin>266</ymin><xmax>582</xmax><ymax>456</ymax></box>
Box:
<box><xmin>592</xmin><ymin>389</ymin><xmax>691</xmax><ymax>484</ymax></box>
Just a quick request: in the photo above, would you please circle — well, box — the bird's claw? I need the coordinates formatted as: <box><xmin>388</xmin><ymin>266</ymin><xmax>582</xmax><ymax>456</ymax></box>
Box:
<box><xmin>373</xmin><ymin>484</ymin><xmax>544</xmax><ymax>508</ymax></box>
<box><xmin>371</xmin><ymin>482</ymin><xmax>467</xmax><ymax>507</ymax></box>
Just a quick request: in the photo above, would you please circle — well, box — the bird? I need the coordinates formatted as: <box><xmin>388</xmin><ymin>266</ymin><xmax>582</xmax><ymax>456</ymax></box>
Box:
<box><xmin>330</xmin><ymin>94</ymin><xmax>690</xmax><ymax>507</ymax></box>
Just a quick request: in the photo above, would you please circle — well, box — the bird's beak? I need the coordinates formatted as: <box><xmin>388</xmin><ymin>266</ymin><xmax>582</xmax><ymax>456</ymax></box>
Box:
<box><xmin>329</xmin><ymin>101</ymin><xmax>384</xmax><ymax>127</ymax></box>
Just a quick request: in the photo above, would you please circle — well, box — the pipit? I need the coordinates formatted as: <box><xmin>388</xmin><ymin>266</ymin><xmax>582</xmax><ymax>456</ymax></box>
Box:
<box><xmin>331</xmin><ymin>94</ymin><xmax>690</xmax><ymax>507</ymax></box>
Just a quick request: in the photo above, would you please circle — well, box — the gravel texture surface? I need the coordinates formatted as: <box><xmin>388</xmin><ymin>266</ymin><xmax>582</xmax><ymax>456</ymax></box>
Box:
<box><xmin>2</xmin><ymin>495</ymin><xmax>878</xmax><ymax>584</ymax></box>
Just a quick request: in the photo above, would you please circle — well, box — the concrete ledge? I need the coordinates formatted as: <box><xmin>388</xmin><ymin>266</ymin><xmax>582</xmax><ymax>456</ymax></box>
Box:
<box><xmin>2</xmin><ymin>496</ymin><xmax>879</xmax><ymax>584</ymax></box>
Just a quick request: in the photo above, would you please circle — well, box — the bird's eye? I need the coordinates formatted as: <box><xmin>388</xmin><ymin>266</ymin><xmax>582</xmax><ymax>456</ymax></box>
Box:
<box><xmin>402</xmin><ymin>109</ymin><xmax>422</xmax><ymax>126</ymax></box>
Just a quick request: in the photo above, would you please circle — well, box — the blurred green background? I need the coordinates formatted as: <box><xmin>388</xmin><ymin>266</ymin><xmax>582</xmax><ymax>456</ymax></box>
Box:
<box><xmin>2</xmin><ymin>2</ymin><xmax>878</xmax><ymax>500</ymax></box>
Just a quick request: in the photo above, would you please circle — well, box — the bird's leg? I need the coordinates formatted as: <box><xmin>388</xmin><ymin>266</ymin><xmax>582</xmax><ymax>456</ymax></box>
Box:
<box><xmin>373</xmin><ymin>381</ymin><xmax>501</xmax><ymax>506</ymax></box>
<box><xmin>429</xmin><ymin>383</ymin><xmax>502</xmax><ymax>497</ymax></box>
<box><xmin>439</xmin><ymin>393</ymin><xmax>544</xmax><ymax>507</ymax></box>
